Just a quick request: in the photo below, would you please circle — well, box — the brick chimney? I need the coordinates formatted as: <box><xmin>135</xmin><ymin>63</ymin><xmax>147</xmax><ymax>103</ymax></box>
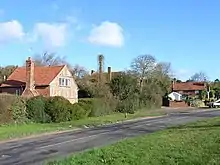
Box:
<box><xmin>107</xmin><ymin>67</ymin><xmax>112</xmax><ymax>82</ymax></box>
<box><xmin>22</xmin><ymin>57</ymin><xmax>39</xmax><ymax>97</ymax></box>
<box><xmin>172</xmin><ymin>78</ymin><xmax>176</xmax><ymax>91</ymax></box>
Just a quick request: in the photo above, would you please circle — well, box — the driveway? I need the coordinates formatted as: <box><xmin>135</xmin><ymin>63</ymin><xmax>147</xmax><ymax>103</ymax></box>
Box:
<box><xmin>0</xmin><ymin>109</ymin><xmax>220</xmax><ymax>165</ymax></box>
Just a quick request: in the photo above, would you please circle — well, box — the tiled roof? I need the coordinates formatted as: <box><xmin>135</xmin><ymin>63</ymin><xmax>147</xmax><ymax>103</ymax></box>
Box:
<box><xmin>0</xmin><ymin>65</ymin><xmax>65</xmax><ymax>87</ymax></box>
<box><xmin>173</xmin><ymin>82</ymin><xmax>206</xmax><ymax>91</ymax></box>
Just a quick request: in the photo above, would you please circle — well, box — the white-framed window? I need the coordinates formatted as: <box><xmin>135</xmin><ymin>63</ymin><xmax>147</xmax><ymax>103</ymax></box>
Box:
<box><xmin>59</xmin><ymin>78</ymin><xmax>71</xmax><ymax>87</ymax></box>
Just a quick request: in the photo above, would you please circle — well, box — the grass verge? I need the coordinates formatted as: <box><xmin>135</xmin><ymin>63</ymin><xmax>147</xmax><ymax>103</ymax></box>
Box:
<box><xmin>46</xmin><ymin>117</ymin><xmax>220</xmax><ymax>165</ymax></box>
<box><xmin>0</xmin><ymin>109</ymin><xmax>165</xmax><ymax>141</ymax></box>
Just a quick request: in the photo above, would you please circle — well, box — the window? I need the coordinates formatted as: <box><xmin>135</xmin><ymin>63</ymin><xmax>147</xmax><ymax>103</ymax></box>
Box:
<box><xmin>59</xmin><ymin>78</ymin><xmax>71</xmax><ymax>87</ymax></box>
<box><xmin>65</xmin><ymin>79</ymin><xmax>71</xmax><ymax>86</ymax></box>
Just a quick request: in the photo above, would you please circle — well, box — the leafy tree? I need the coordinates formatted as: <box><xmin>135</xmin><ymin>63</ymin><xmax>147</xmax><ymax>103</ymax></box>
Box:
<box><xmin>199</xmin><ymin>90</ymin><xmax>207</xmax><ymax>100</ymax></box>
<box><xmin>186</xmin><ymin>79</ymin><xmax>193</xmax><ymax>82</ymax></box>
<box><xmin>109</xmin><ymin>73</ymin><xmax>138</xmax><ymax>101</ymax></box>
<box><xmin>176</xmin><ymin>79</ymin><xmax>182</xmax><ymax>83</ymax></box>
<box><xmin>151</xmin><ymin>62</ymin><xmax>173</xmax><ymax>94</ymax></box>
<box><xmin>211</xmin><ymin>81</ymin><xmax>220</xmax><ymax>99</ymax></box>
<box><xmin>139</xmin><ymin>81</ymin><xmax>163</xmax><ymax>108</ymax></box>
<box><xmin>109</xmin><ymin>73</ymin><xmax>139</xmax><ymax>116</ymax></box>
<box><xmin>209</xmin><ymin>89</ymin><xmax>215</xmax><ymax>99</ymax></box>
<box><xmin>0</xmin><ymin>65</ymin><xmax>17</xmax><ymax>83</ymax></box>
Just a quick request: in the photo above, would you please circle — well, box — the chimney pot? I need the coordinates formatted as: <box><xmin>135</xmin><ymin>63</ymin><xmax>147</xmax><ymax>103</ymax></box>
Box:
<box><xmin>91</xmin><ymin>70</ymin><xmax>95</xmax><ymax>75</ymax></box>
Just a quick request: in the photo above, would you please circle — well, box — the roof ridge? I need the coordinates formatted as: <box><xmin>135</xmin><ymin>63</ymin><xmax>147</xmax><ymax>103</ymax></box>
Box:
<box><xmin>18</xmin><ymin>65</ymin><xmax>65</xmax><ymax>68</ymax></box>
<box><xmin>1</xmin><ymin>65</ymin><xmax>66</xmax><ymax>87</ymax></box>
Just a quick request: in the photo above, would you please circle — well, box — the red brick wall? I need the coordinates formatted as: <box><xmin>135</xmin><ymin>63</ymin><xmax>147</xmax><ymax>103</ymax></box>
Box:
<box><xmin>169</xmin><ymin>101</ymin><xmax>189</xmax><ymax>107</ymax></box>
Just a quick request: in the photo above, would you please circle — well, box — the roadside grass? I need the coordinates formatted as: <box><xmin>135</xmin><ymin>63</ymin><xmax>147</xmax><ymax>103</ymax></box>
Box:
<box><xmin>0</xmin><ymin>109</ymin><xmax>165</xmax><ymax>141</ymax></box>
<box><xmin>46</xmin><ymin>117</ymin><xmax>220</xmax><ymax>165</ymax></box>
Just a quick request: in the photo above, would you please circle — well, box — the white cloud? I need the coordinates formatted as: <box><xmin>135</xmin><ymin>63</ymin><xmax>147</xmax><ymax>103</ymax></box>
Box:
<box><xmin>0</xmin><ymin>20</ymin><xmax>25</xmax><ymax>43</ymax></box>
<box><xmin>33</xmin><ymin>22</ymin><xmax>68</xmax><ymax>48</ymax></box>
<box><xmin>88</xmin><ymin>21</ymin><xmax>124</xmax><ymax>47</ymax></box>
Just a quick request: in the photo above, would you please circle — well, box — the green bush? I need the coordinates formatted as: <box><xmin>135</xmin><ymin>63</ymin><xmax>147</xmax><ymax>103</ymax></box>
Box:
<box><xmin>78</xmin><ymin>99</ymin><xmax>93</xmax><ymax>113</ymax></box>
<box><xmin>89</xmin><ymin>98</ymin><xmax>117</xmax><ymax>117</ymax></box>
<box><xmin>116</xmin><ymin>99</ymin><xmax>136</xmax><ymax>114</ymax></box>
<box><xmin>0</xmin><ymin>94</ymin><xmax>15</xmax><ymax>124</ymax></box>
<box><xmin>26</xmin><ymin>96</ymin><xmax>51</xmax><ymax>123</ymax></box>
<box><xmin>70</xmin><ymin>104</ymin><xmax>88</xmax><ymax>120</ymax></box>
<box><xmin>0</xmin><ymin>94</ymin><xmax>27</xmax><ymax>124</ymax></box>
<box><xmin>11</xmin><ymin>96</ymin><xmax>28</xmax><ymax>124</ymax></box>
<box><xmin>45</xmin><ymin>96</ymin><xmax>71</xmax><ymax>123</ymax></box>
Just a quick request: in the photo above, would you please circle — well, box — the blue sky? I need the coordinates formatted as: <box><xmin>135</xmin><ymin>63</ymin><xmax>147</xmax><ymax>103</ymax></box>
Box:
<box><xmin>0</xmin><ymin>0</ymin><xmax>220</xmax><ymax>81</ymax></box>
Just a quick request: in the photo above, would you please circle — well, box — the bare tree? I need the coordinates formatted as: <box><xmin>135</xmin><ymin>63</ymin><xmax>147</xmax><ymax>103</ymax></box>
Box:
<box><xmin>130</xmin><ymin>54</ymin><xmax>156</xmax><ymax>87</ymax></box>
<box><xmin>71</xmin><ymin>64</ymin><xmax>88</xmax><ymax>79</ymax></box>
<box><xmin>190</xmin><ymin>72</ymin><xmax>208</xmax><ymax>82</ymax></box>
<box><xmin>153</xmin><ymin>62</ymin><xmax>172</xmax><ymax>77</ymax></box>
<box><xmin>33</xmin><ymin>51</ymin><xmax>68</xmax><ymax>66</ymax></box>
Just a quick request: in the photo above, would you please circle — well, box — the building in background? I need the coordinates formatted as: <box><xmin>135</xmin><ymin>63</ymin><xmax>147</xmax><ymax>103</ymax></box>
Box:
<box><xmin>0</xmin><ymin>57</ymin><xmax>78</xmax><ymax>104</ymax></box>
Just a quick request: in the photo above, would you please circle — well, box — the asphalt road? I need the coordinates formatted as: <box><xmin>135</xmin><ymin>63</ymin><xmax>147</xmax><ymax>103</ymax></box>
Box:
<box><xmin>0</xmin><ymin>109</ymin><xmax>220</xmax><ymax>165</ymax></box>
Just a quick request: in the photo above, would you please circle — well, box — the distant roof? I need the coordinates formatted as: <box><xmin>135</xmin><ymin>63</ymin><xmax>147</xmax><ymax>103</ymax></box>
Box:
<box><xmin>169</xmin><ymin>91</ymin><xmax>182</xmax><ymax>96</ymax></box>
<box><xmin>0</xmin><ymin>65</ymin><xmax>65</xmax><ymax>87</ymax></box>
<box><xmin>173</xmin><ymin>82</ymin><xmax>206</xmax><ymax>91</ymax></box>
<box><xmin>90</xmin><ymin>71</ymin><xmax>123</xmax><ymax>80</ymax></box>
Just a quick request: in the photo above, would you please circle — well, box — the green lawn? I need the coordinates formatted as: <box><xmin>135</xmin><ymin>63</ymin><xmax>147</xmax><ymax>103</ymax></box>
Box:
<box><xmin>46</xmin><ymin>117</ymin><xmax>220</xmax><ymax>165</ymax></box>
<box><xmin>0</xmin><ymin>109</ymin><xmax>165</xmax><ymax>141</ymax></box>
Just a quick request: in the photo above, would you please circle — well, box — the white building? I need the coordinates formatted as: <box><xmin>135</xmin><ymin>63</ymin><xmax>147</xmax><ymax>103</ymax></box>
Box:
<box><xmin>168</xmin><ymin>92</ymin><xmax>182</xmax><ymax>101</ymax></box>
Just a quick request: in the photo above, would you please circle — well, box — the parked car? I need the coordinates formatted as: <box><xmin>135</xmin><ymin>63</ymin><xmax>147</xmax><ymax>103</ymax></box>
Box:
<box><xmin>208</xmin><ymin>99</ymin><xmax>220</xmax><ymax>108</ymax></box>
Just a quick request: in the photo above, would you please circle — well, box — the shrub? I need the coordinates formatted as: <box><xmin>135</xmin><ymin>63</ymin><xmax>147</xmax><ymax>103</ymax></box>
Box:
<box><xmin>26</xmin><ymin>96</ymin><xmax>51</xmax><ymax>123</ymax></box>
<box><xmin>139</xmin><ymin>83</ymin><xmax>163</xmax><ymax>109</ymax></box>
<box><xmin>45</xmin><ymin>96</ymin><xmax>71</xmax><ymax>123</ymax></box>
<box><xmin>78</xmin><ymin>99</ymin><xmax>93</xmax><ymax>116</ymax></box>
<box><xmin>0</xmin><ymin>94</ymin><xmax>27</xmax><ymax>124</ymax></box>
<box><xmin>89</xmin><ymin>97</ymin><xmax>117</xmax><ymax>117</ymax></box>
<box><xmin>11</xmin><ymin>96</ymin><xmax>28</xmax><ymax>124</ymax></box>
<box><xmin>191</xmin><ymin>99</ymin><xmax>205</xmax><ymax>107</ymax></box>
<box><xmin>116</xmin><ymin>98</ymin><xmax>136</xmax><ymax>114</ymax></box>
<box><xmin>78</xmin><ymin>99</ymin><xmax>93</xmax><ymax>111</ymax></box>
<box><xmin>0</xmin><ymin>94</ymin><xmax>14</xmax><ymax>124</ymax></box>
<box><xmin>70</xmin><ymin>104</ymin><xmax>87</xmax><ymax>120</ymax></box>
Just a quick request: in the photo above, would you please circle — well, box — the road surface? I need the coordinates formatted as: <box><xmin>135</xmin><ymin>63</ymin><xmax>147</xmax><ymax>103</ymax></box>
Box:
<box><xmin>0</xmin><ymin>109</ymin><xmax>220</xmax><ymax>165</ymax></box>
